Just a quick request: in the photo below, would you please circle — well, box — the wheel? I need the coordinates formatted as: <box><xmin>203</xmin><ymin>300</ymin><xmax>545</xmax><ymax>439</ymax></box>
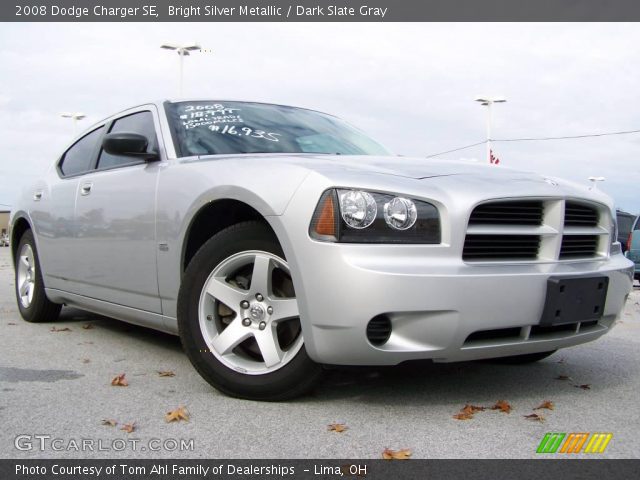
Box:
<box><xmin>15</xmin><ymin>229</ymin><xmax>61</xmax><ymax>323</ymax></box>
<box><xmin>486</xmin><ymin>350</ymin><xmax>556</xmax><ymax>364</ymax></box>
<box><xmin>178</xmin><ymin>221</ymin><xmax>322</xmax><ymax>400</ymax></box>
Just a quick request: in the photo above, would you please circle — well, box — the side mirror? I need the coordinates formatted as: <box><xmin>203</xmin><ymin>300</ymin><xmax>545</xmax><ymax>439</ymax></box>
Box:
<box><xmin>102</xmin><ymin>132</ymin><xmax>158</xmax><ymax>161</ymax></box>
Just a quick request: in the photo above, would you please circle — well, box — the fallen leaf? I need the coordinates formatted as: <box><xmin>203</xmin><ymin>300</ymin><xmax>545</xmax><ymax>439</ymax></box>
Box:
<box><xmin>534</xmin><ymin>401</ymin><xmax>554</xmax><ymax>411</ymax></box>
<box><xmin>524</xmin><ymin>413</ymin><xmax>545</xmax><ymax>422</ymax></box>
<box><xmin>453</xmin><ymin>404</ymin><xmax>486</xmax><ymax>420</ymax></box>
<box><xmin>101</xmin><ymin>419</ymin><xmax>117</xmax><ymax>427</ymax></box>
<box><xmin>491</xmin><ymin>400</ymin><xmax>512</xmax><ymax>414</ymax></box>
<box><xmin>7</xmin><ymin>322</ymin><xmax>16</xmax><ymax>325</ymax></box>
<box><xmin>157</xmin><ymin>370</ymin><xmax>176</xmax><ymax>377</ymax></box>
<box><xmin>165</xmin><ymin>406</ymin><xmax>189</xmax><ymax>423</ymax></box>
<box><xmin>120</xmin><ymin>422</ymin><xmax>136</xmax><ymax>433</ymax></box>
<box><xmin>111</xmin><ymin>373</ymin><xmax>128</xmax><ymax>387</ymax></box>
<box><xmin>328</xmin><ymin>423</ymin><xmax>348</xmax><ymax>433</ymax></box>
<box><xmin>50</xmin><ymin>327</ymin><xmax>71</xmax><ymax>332</ymax></box>
<box><xmin>574</xmin><ymin>384</ymin><xmax>591</xmax><ymax>390</ymax></box>
<box><xmin>82</xmin><ymin>358</ymin><xmax>91</xmax><ymax>364</ymax></box>
<box><xmin>453</xmin><ymin>412</ymin><xmax>474</xmax><ymax>420</ymax></box>
<box><xmin>82</xmin><ymin>323</ymin><xmax>94</xmax><ymax>330</ymax></box>
<box><xmin>382</xmin><ymin>448</ymin><xmax>412</xmax><ymax>460</ymax></box>
<box><xmin>555</xmin><ymin>375</ymin><xmax>572</xmax><ymax>381</ymax></box>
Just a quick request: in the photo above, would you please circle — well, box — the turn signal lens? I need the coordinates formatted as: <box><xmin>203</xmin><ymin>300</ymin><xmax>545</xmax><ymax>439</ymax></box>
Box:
<box><xmin>310</xmin><ymin>190</ymin><xmax>337</xmax><ymax>239</ymax></box>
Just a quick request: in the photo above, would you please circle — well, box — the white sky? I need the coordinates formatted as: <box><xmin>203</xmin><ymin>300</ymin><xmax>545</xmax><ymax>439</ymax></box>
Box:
<box><xmin>0</xmin><ymin>22</ymin><xmax>639</xmax><ymax>212</ymax></box>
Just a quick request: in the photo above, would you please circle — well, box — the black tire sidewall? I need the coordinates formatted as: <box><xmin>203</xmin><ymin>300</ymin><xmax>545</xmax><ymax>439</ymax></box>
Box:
<box><xmin>177</xmin><ymin>222</ymin><xmax>320</xmax><ymax>400</ymax></box>
<box><xmin>15</xmin><ymin>230</ymin><xmax>58</xmax><ymax>322</ymax></box>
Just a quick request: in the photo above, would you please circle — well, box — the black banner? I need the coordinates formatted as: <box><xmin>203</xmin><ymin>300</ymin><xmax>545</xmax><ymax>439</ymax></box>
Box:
<box><xmin>2</xmin><ymin>459</ymin><xmax>640</xmax><ymax>480</ymax></box>
<box><xmin>4</xmin><ymin>0</ymin><xmax>640</xmax><ymax>22</ymax></box>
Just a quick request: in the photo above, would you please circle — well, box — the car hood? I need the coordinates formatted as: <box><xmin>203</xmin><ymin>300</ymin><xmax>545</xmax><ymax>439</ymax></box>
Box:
<box><xmin>194</xmin><ymin>153</ymin><xmax>547</xmax><ymax>180</ymax></box>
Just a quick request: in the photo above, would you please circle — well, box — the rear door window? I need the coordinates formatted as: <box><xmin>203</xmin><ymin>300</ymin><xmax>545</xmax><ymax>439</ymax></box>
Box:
<box><xmin>59</xmin><ymin>127</ymin><xmax>104</xmax><ymax>177</ymax></box>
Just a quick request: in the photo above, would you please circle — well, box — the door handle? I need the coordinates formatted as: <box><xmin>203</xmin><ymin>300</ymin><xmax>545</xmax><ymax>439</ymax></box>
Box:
<box><xmin>33</xmin><ymin>190</ymin><xmax>43</xmax><ymax>201</ymax></box>
<box><xmin>80</xmin><ymin>183</ymin><xmax>93</xmax><ymax>196</ymax></box>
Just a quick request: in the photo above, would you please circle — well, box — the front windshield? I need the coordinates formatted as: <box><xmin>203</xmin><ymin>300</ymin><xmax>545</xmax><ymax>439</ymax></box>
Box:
<box><xmin>166</xmin><ymin>101</ymin><xmax>391</xmax><ymax>157</ymax></box>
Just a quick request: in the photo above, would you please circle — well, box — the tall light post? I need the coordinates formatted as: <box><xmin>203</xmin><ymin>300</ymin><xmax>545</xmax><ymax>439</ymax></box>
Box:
<box><xmin>60</xmin><ymin>112</ymin><xmax>86</xmax><ymax>134</ymax></box>
<box><xmin>475</xmin><ymin>96</ymin><xmax>506</xmax><ymax>164</ymax></box>
<box><xmin>160</xmin><ymin>43</ymin><xmax>202</xmax><ymax>96</ymax></box>
<box><xmin>588</xmin><ymin>176</ymin><xmax>605</xmax><ymax>190</ymax></box>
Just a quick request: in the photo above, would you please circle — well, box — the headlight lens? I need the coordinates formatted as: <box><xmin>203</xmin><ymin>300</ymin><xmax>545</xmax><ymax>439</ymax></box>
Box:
<box><xmin>310</xmin><ymin>189</ymin><xmax>440</xmax><ymax>244</ymax></box>
<box><xmin>384</xmin><ymin>197</ymin><xmax>417</xmax><ymax>230</ymax></box>
<box><xmin>339</xmin><ymin>190</ymin><xmax>377</xmax><ymax>229</ymax></box>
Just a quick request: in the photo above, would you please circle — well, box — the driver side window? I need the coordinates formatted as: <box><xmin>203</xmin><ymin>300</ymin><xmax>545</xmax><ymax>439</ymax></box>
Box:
<box><xmin>97</xmin><ymin>111</ymin><xmax>158</xmax><ymax>170</ymax></box>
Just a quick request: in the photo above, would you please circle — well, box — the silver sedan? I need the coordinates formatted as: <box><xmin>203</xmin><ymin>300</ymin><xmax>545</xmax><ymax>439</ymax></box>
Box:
<box><xmin>9</xmin><ymin>100</ymin><xmax>635</xmax><ymax>400</ymax></box>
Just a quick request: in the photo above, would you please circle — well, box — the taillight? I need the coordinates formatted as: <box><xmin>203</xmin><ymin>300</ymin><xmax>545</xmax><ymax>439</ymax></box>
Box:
<box><xmin>627</xmin><ymin>231</ymin><xmax>633</xmax><ymax>252</ymax></box>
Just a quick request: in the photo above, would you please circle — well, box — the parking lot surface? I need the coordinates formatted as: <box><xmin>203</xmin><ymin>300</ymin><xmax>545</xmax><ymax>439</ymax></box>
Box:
<box><xmin>1</xmin><ymin>247</ymin><xmax>639</xmax><ymax>459</ymax></box>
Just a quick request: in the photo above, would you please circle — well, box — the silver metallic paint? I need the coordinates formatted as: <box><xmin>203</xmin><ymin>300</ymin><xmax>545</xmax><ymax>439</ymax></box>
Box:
<box><xmin>10</xmin><ymin>100</ymin><xmax>634</xmax><ymax>365</ymax></box>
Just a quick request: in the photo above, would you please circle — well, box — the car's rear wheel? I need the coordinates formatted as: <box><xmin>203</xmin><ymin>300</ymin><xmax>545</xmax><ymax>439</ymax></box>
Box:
<box><xmin>486</xmin><ymin>350</ymin><xmax>556</xmax><ymax>364</ymax></box>
<box><xmin>178</xmin><ymin>221</ymin><xmax>322</xmax><ymax>400</ymax></box>
<box><xmin>15</xmin><ymin>229</ymin><xmax>61</xmax><ymax>323</ymax></box>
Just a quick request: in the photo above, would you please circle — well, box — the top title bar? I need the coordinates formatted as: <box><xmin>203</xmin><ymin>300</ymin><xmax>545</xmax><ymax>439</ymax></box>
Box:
<box><xmin>3</xmin><ymin>0</ymin><xmax>640</xmax><ymax>22</ymax></box>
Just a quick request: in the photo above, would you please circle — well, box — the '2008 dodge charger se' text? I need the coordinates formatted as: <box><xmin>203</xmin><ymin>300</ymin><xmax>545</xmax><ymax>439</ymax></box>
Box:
<box><xmin>10</xmin><ymin>100</ymin><xmax>635</xmax><ymax>400</ymax></box>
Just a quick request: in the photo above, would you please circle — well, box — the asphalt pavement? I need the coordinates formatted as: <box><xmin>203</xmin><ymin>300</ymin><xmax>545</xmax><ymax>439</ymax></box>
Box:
<box><xmin>1</xmin><ymin>247</ymin><xmax>639</xmax><ymax>459</ymax></box>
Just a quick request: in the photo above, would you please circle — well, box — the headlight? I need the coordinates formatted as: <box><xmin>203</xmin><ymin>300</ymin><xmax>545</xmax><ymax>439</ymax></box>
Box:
<box><xmin>310</xmin><ymin>189</ymin><xmax>440</xmax><ymax>244</ymax></box>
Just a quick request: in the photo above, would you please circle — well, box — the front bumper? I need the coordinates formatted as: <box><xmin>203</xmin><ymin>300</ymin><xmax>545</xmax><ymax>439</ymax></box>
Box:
<box><xmin>289</xmin><ymin>239</ymin><xmax>633</xmax><ymax>365</ymax></box>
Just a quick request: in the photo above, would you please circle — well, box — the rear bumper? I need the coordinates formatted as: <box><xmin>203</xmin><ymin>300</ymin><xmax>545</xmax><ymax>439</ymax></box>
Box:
<box><xmin>288</xmin><ymin>241</ymin><xmax>634</xmax><ymax>365</ymax></box>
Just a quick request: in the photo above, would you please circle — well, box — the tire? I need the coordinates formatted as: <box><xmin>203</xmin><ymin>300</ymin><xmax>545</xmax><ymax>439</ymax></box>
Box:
<box><xmin>177</xmin><ymin>221</ymin><xmax>322</xmax><ymax>401</ymax></box>
<box><xmin>15</xmin><ymin>229</ymin><xmax>61</xmax><ymax>323</ymax></box>
<box><xmin>486</xmin><ymin>350</ymin><xmax>556</xmax><ymax>364</ymax></box>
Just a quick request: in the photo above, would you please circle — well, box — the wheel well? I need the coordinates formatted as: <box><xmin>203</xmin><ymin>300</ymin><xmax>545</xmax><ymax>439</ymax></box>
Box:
<box><xmin>10</xmin><ymin>217</ymin><xmax>31</xmax><ymax>260</ymax></box>
<box><xmin>182</xmin><ymin>200</ymin><xmax>272</xmax><ymax>272</ymax></box>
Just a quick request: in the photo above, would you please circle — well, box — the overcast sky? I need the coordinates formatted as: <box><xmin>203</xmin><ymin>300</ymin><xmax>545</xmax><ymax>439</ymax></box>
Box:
<box><xmin>1</xmin><ymin>22</ymin><xmax>639</xmax><ymax>212</ymax></box>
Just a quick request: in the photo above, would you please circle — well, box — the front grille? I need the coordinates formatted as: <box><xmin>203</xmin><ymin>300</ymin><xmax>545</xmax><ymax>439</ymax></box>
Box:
<box><xmin>564</xmin><ymin>202</ymin><xmax>598</xmax><ymax>227</ymax></box>
<box><xmin>468</xmin><ymin>200</ymin><xmax>544</xmax><ymax>226</ymax></box>
<box><xmin>463</xmin><ymin>235</ymin><xmax>540</xmax><ymax>261</ymax></box>
<box><xmin>559</xmin><ymin>235</ymin><xmax>599</xmax><ymax>259</ymax></box>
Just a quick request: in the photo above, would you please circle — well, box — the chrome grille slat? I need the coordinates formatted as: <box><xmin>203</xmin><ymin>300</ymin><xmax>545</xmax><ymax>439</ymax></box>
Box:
<box><xmin>463</xmin><ymin>199</ymin><xmax>604</xmax><ymax>262</ymax></box>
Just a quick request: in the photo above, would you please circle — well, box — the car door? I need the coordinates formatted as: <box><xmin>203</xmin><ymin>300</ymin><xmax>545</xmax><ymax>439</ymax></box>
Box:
<box><xmin>71</xmin><ymin>108</ymin><xmax>162</xmax><ymax>313</ymax></box>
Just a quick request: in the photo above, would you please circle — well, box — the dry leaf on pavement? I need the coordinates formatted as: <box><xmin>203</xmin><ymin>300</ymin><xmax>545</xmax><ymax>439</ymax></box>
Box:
<box><xmin>382</xmin><ymin>448</ymin><xmax>412</xmax><ymax>460</ymax></box>
<box><xmin>524</xmin><ymin>413</ymin><xmax>545</xmax><ymax>422</ymax></box>
<box><xmin>121</xmin><ymin>422</ymin><xmax>136</xmax><ymax>433</ymax></box>
<box><xmin>111</xmin><ymin>373</ymin><xmax>128</xmax><ymax>387</ymax></box>
<box><xmin>50</xmin><ymin>327</ymin><xmax>71</xmax><ymax>332</ymax></box>
<box><xmin>555</xmin><ymin>375</ymin><xmax>572</xmax><ymax>381</ymax></box>
<box><xmin>165</xmin><ymin>406</ymin><xmax>189</xmax><ymax>423</ymax></box>
<box><xmin>574</xmin><ymin>384</ymin><xmax>591</xmax><ymax>390</ymax></box>
<box><xmin>453</xmin><ymin>404</ymin><xmax>486</xmax><ymax>420</ymax></box>
<box><xmin>158</xmin><ymin>371</ymin><xmax>176</xmax><ymax>377</ymax></box>
<box><xmin>534</xmin><ymin>401</ymin><xmax>554</xmax><ymax>411</ymax></box>
<box><xmin>328</xmin><ymin>423</ymin><xmax>348</xmax><ymax>433</ymax></box>
<box><xmin>101</xmin><ymin>419</ymin><xmax>117</xmax><ymax>427</ymax></box>
<box><xmin>491</xmin><ymin>400</ymin><xmax>512</xmax><ymax>414</ymax></box>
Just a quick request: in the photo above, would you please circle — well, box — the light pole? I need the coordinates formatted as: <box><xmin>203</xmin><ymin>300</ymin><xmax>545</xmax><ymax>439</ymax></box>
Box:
<box><xmin>60</xmin><ymin>112</ymin><xmax>86</xmax><ymax>134</ymax></box>
<box><xmin>160</xmin><ymin>43</ymin><xmax>202</xmax><ymax>96</ymax></box>
<box><xmin>475</xmin><ymin>96</ymin><xmax>506</xmax><ymax>164</ymax></box>
<box><xmin>588</xmin><ymin>176</ymin><xmax>605</xmax><ymax>190</ymax></box>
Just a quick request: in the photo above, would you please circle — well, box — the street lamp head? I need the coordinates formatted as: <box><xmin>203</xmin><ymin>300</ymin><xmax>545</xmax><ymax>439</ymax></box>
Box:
<box><xmin>475</xmin><ymin>96</ymin><xmax>507</xmax><ymax>105</ymax></box>
<box><xmin>61</xmin><ymin>112</ymin><xmax>86</xmax><ymax>120</ymax></box>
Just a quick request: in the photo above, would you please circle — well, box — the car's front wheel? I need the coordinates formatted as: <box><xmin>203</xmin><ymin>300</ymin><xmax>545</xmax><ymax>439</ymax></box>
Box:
<box><xmin>178</xmin><ymin>221</ymin><xmax>322</xmax><ymax>400</ymax></box>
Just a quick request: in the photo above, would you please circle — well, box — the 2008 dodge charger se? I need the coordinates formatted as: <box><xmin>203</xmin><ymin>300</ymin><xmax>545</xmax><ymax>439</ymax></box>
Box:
<box><xmin>10</xmin><ymin>100</ymin><xmax>635</xmax><ymax>400</ymax></box>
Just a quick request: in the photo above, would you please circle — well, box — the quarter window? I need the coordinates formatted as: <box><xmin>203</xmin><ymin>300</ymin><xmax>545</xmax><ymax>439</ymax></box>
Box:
<box><xmin>98</xmin><ymin>111</ymin><xmax>158</xmax><ymax>170</ymax></box>
<box><xmin>59</xmin><ymin>127</ymin><xmax>104</xmax><ymax>176</ymax></box>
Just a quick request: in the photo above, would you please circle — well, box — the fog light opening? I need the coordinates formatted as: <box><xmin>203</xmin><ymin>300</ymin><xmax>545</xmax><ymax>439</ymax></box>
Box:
<box><xmin>366</xmin><ymin>315</ymin><xmax>392</xmax><ymax>346</ymax></box>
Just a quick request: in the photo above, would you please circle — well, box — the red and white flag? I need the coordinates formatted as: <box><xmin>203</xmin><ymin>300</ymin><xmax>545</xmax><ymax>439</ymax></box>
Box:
<box><xmin>490</xmin><ymin>149</ymin><xmax>500</xmax><ymax>165</ymax></box>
